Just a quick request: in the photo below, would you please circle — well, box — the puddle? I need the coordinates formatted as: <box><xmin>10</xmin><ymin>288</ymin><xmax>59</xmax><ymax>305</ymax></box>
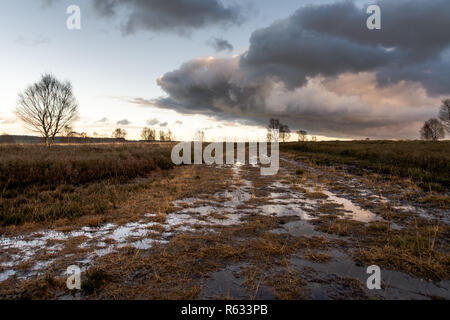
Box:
<box><xmin>0</xmin><ymin>163</ymin><xmax>255</xmax><ymax>283</ymax></box>
<box><xmin>2</xmin><ymin>157</ymin><xmax>448</xmax><ymax>301</ymax></box>
<box><xmin>268</xmin><ymin>181</ymin><xmax>289</xmax><ymax>190</ymax></box>
<box><xmin>321</xmin><ymin>190</ymin><xmax>380</xmax><ymax>223</ymax></box>
<box><xmin>0</xmin><ymin>270</ymin><xmax>16</xmax><ymax>282</ymax></box>
<box><xmin>259</xmin><ymin>204</ymin><xmax>312</xmax><ymax>220</ymax></box>
<box><xmin>393</xmin><ymin>204</ymin><xmax>449</xmax><ymax>224</ymax></box>
<box><xmin>169</xmin><ymin>164</ymin><xmax>254</xmax><ymax>229</ymax></box>
<box><xmin>291</xmin><ymin>249</ymin><xmax>450</xmax><ymax>300</ymax></box>
<box><xmin>201</xmin><ymin>264</ymin><xmax>248</xmax><ymax>299</ymax></box>
<box><xmin>0</xmin><ymin>219</ymin><xmax>170</xmax><ymax>282</ymax></box>
<box><xmin>393</xmin><ymin>205</ymin><xmax>416</xmax><ymax>212</ymax></box>
<box><xmin>201</xmin><ymin>263</ymin><xmax>274</xmax><ymax>300</ymax></box>
<box><xmin>271</xmin><ymin>220</ymin><xmax>321</xmax><ymax>237</ymax></box>
<box><xmin>284</xmin><ymin>156</ymin><xmax>448</xmax><ymax>225</ymax></box>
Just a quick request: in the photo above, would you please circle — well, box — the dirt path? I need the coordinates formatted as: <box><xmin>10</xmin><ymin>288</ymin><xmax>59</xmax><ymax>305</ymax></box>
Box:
<box><xmin>1</xmin><ymin>155</ymin><xmax>449</xmax><ymax>299</ymax></box>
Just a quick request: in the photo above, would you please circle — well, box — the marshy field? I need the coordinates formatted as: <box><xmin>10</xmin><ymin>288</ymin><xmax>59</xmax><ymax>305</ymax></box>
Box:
<box><xmin>0</xmin><ymin>141</ymin><xmax>449</xmax><ymax>300</ymax></box>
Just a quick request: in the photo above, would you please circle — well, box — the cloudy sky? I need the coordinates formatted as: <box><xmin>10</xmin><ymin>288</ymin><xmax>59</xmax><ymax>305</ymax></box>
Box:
<box><xmin>1</xmin><ymin>0</ymin><xmax>449</xmax><ymax>141</ymax></box>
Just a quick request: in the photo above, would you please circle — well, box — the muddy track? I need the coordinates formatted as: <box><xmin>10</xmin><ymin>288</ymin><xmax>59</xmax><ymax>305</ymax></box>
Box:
<box><xmin>0</xmin><ymin>155</ymin><xmax>449</xmax><ymax>300</ymax></box>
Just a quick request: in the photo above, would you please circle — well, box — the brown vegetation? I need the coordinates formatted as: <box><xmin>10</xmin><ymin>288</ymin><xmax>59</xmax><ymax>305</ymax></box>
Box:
<box><xmin>282</xmin><ymin>140</ymin><xmax>450</xmax><ymax>191</ymax></box>
<box><xmin>0</xmin><ymin>143</ymin><xmax>174</xmax><ymax>226</ymax></box>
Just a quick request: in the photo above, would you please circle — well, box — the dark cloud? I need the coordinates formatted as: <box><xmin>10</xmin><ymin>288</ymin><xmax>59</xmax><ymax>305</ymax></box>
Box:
<box><xmin>143</xmin><ymin>0</ymin><xmax>450</xmax><ymax>139</ymax></box>
<box><xmin>376</xmin><ymin>57</ymin><xmax>450</xmax><ymax>96</ymax></box>
<box><xmin>297</xmin><ymin>0</ymin><xmax>450</xmax><ymax>62</ymax></box>
<box><xmin>146</xmin><ymin>118</ymin><xmax>160</xmax><ymax>126</ymax></box>
<box><xmin>291</xmin><ymin>0</ymin><xmax>450</xmax><ymax>94</ymax></box>
<box><xmin>96</xmin><ymin>117</ymin><xmax>109</xmax><ymax>123</ymax></box>
<box><xmin>145</xmin><ymin>118</ymin><xmax>170</xmax><ymax>128</ymax></box>
<box><xmin>240</xmin><ymin>0</ymin><xmax>450</xmax><ymax>93</ymax></box>
<box><xmin>117</xmin><ymin>119</ymin><xmax>131</xmax><ymax>125</ymax></box>
<box><xmin>92</xmin><ymin>0</ymin><xmax>245</xmax><ymax>35</ymax></box>
<box><xmin>207</xmin><ymin>37</ymin><xmax>234</xmax><ymax>52</ymax></box>
<box><xmin>155</xmin><ymin>57</ymin><xmax>263</xmax><ymax>116</ymax></box>
<box><xmin>148</xmin><ymin>61</ymin><xmax>435</xmax><ymax>138</ymax></box>
<box><xmin>40</xmin><ymin>0</ymin><xmax>58</xmax><ymax>8</ymax></box>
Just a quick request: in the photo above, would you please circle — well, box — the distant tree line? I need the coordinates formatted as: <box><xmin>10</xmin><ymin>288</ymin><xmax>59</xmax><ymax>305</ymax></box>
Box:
<box><xmin>0</xmin><ymin>134</ymin><xmax>15</xmax><ymax>144</ymax></box>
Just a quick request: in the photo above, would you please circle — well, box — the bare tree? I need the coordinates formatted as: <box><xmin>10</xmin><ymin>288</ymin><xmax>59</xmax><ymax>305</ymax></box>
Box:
<box><xmin>63</xmin><ymin>125</ymin><xmax>76</xmax><ymax>143</ymax></box>
<box><xmin>439</xmin><ymin>99</ymin><xmax>450</xmax><ymax>133</ymax></box>
<box><xmin>159</xmin><ymin>130</ymin><xmax>166</xmax><ymax>142</ymax></box>
<box><xmin>112</xmin><ymin>128</ymin><xmax>127</xmax><ymax>140</ymax></box>
<box><xmin>194</xmin><ymin>130</ymin><xmax>205</xmax><ymax>142</ymax></box>
<box><xmin>268</xmin><ymin>118</ymin><xmax>292</xmax><ymax>142</ymax></box>
<box><xmin>297</xmin><ymin>130</ymin><xmax>308</xmax><ymax>142</ymax></box>
<box><xmin>63</xmin><ymin>125</ymin><xmax>75</xmax><ymax>137</ymax></box>
<box><xmin>267</xmin><ymin>119</ymin><xmax>279</xmax><ymax>141</ymax></box>
<box><xmin>280</xmin><ymin>124</ymin><xmax>291</xmax><ymax>143</ymax></box>
<box><xmin>165</xmin><ymin>129</ymin><xmax>173</xmax><ymax>142</ymax></box>
<box><xmin>268</xmin><ymin>119</ymin><xmax>281</xmax><ymax>131</ymax></box>
<box><xmin>141</xmin><ymin>127</ymin><xmax>156</xmax><ymax>141</ymax></box>
<box><xmin>420</xmin><ymin>119</ymin><xmax>445</xmax><ymax>141</ymax></box>
<box><xmin>15</xmin><ymin>74</ymin><xmax>79</xmax><ymax>146</ymax></box>
<box><xmin>158</xmin><ymin>130</ymin><xmax>173</xmax><ymax>142</ymax></box>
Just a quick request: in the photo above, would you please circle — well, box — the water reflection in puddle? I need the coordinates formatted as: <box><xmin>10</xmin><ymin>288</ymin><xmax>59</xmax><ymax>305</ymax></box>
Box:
<box><xmin>260</xmin><ymin>204</ymin><xmax>312</xmax><ymax>220</ymax></box>
<box><xmin>0</xmin><ymin>219</ymin><xmax>170</xmax><ymax>281</ymax></box>
<box><xmin>291</xmin><ymin>249</ymin><xmax>450</xmax><ymax>300</ymax></box>
<box><xmin>321</xmin><ymin>190</ymin><xmax>380</xmax><ymax>223</ymax></box>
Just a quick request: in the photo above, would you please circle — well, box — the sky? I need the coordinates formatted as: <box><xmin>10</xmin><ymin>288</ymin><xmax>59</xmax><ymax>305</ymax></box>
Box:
<box><xmin>0</xmin><ymin>0</ymin><xmax>449</xmax><ymax>141</ymax></box>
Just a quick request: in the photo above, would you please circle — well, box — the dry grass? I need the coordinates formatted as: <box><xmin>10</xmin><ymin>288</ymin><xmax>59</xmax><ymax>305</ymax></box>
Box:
<box><xmin>419</xmin><ymin>193</ymin><xmax>450</xmax><ymax>208</ymax></box>
<box><xmin>282</xmin><ymin>140</ymin><xmax>450</xmax><ymax>191</ymax></box>
<box><xmin>0</xmin><ymin>143</ymin><xmax>174</xmax><ymax>190</ymax></box>
<box><xmin>0</xmin><ymin>214</ymin><xmax>336</xmax><ymax>299</ymax></box>
<box><xmin>0</xmin><ymin>274</ymin><xmax>67</xmax><ymax>300</ymax></box>
<box><xmin>0</xmin><ymin>143</ymin><xmax>176</xmax><ymax>226</ymax></box>
<box><xmin>0</xmin><ymin>160</ymin><xmax>232</xmax><ymax>236</ymax></box>
<box><xmin>2</xmin><ymin>142</ymin><xmax>448</xmax><ymax>299</ymax></box>
<box><xmin>303</xmin><ymin>251</ymin><xmax>332</xmax><ymax>263</ymax></box>
<box><xmin>355</xmin><ymin>222</ymin><xmax>450</xmax><ymax>281</ymax></box>
<box><xmin>266</xmin><ymin>270</ymin><xmax>306</xmax><ymax>300</ymax></box>
<box><xmin>312</xmin><ymin>213</ymin><xmax>450</xmax><ymax>280</ymax></box>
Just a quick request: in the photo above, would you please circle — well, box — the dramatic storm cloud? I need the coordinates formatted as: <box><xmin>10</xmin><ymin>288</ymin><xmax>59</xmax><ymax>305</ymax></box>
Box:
<box><xmin>145</xmin><ymin>0</ymin><xmax>450</xmax><ymax>139</ymax></box>
<box><xmin>241</xmin><ymin>0</ymin><xmax>450</xmax><ymax>93</ymax></box>
<box><xmin>92</xmin><ymin>0</ymin><xmax>245</xmax><ymax>35</ymax></box>
<box><xmin>291</xmin><ymin>0</ymin><xmax>450</xmax><ymax>95</ymax></box>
